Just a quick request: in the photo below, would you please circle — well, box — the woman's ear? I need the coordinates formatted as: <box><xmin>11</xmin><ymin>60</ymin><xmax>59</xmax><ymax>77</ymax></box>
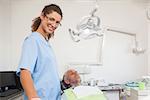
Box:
<box><xmin>39</xmin><ymin>16</ymin><xmax>43</xmax><ymax>21</ymax></box>
<box><xmin>40</xmin><ymin>13</ymin><xmax>44</xmax><ymax>20</ymax></box>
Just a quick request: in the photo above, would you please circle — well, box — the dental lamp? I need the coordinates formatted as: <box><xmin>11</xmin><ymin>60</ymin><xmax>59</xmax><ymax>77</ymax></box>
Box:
<box><xmin>69</xmin><ymin>6</ymin><xmax>105</xmax><ymax>65</ymax></box>
<box><xmin>69</xmin><ymin>7</ymin><xmax>104</xmax><ymax>42</ymax></box>
<box><xmin>69</xmin><ymin>7</ymin><xmax>146</xmax><ymax>55</ymax></box>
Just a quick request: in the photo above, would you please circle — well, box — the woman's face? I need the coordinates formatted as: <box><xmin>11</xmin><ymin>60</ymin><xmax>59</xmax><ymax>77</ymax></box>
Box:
<box><xmin>40</xmin><ymin>11</ymin><xmax>62</xmax><ymax>37</ymax></box>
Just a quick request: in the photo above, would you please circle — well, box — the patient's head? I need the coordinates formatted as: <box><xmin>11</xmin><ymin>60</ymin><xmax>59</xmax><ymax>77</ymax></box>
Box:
<box><xmin>63</xmin><ymin>69</ymin><xmax>81</xmax><ymax>87</ymax></box>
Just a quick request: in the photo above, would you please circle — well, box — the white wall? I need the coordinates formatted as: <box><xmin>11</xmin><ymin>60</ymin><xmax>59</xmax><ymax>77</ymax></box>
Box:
<box><xmin>0</xmin><ymin>0</ymin><xmax>12</xmax><ymax>71</ymax></box>
<box><xmin>148</xmin><ymin>1</ymin><xmax>150</xmax><ymax>74</ymax></box>
<box><xmin>0</xmin><ymin>0</ymin><xmax>148</xmax><ymax>83</ymax></box>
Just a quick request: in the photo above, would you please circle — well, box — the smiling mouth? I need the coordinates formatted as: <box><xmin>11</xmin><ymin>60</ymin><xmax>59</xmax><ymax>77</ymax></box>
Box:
<box><xmin>48</xmin><ymin>24</ymin><xmax>56</xmax><ymax>31</ymax></box>
<box><xmin>47</xmin><ymin>25</ymin><xmax>53</xmax><ymax>31</ymax></box>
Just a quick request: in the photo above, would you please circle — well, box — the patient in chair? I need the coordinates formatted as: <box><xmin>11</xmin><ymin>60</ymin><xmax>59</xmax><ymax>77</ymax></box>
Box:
<box><xmin>61</xmin><ymin>69</ymin><xmax>107</xmax><ymax>100</ymax></box>
<box><xmin>60</xmin><ymin>69</ymin><xmax>81</xmax><ymax>93</ymax></box>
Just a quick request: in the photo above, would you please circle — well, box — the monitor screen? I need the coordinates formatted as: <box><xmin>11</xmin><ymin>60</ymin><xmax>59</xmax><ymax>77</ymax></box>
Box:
<box><xmin>0</xmin><ymin>71</ymin><xmax>16</xmax><ymax>88</ymax></box>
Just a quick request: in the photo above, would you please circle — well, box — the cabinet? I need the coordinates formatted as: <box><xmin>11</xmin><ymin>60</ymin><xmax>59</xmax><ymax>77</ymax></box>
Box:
<box><xmin>126</xmin><ymin>88</ymin><xmax>150</xmax><ymax>100</ymax></box>
<box><xmin>99</xmin><ymin>85</ymin><xmax>123</xmax><ymax>100</ymax></box>
<box><xmin>103</xmin><ymin>90</ymin><xmax>120</xmax><ymax>100</ymax></box>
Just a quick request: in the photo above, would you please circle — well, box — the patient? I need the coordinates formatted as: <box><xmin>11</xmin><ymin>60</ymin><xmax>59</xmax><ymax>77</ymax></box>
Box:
<box><xmin>61</xmin><ymin>69</ymin><xmax>107</xmax><ymax>100</ymax></box>
<box><xmin>61</xmin><ymin>69</ymin><xmax>81</xmax><ymax>92</ymax></box>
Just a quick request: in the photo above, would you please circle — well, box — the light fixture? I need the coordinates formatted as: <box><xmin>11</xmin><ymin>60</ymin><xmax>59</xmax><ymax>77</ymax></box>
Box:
<box><xmin>69</xmin><ymin>7</ymin><xmax>103</xmax><ymax>42</ymax></box>
<box><xmin>106</xmin><ymin>28</ymin><xmax>146</xmax><ymax>55</ymax></box>
<box><xmin>69</xmin><ymin>0</ymin><xmax>145</xmax><ymax>58</ymax></box>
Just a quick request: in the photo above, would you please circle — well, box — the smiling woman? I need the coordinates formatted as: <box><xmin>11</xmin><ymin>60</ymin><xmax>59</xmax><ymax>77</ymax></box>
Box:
<box><xmin>16</xmin><ymin>4</ymin><xmax>63</xmax><ymax>100</ymax></box>
<box><xmin>31</xmin><ymin>4</ymin><xmax>62</xmax><ymax>40</ymax></box>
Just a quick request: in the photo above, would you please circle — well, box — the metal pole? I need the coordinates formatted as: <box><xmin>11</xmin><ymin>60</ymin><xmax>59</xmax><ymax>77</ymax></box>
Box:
<box><xmin>107</xmin><ymin>28</ymin><xmax>136</xmax><ymax>37</ymax></box>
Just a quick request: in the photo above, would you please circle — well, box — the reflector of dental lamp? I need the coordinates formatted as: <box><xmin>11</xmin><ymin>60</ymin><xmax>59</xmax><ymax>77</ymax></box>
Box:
<box><xmin>69</xmin><ymin>7</ymin><xmax>103</xmax><ymax>42</ymax></box>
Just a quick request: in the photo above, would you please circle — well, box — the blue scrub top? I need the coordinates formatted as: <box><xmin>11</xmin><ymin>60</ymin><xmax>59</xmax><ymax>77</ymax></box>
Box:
<box><xmin>17</xmin><ymin>32</ymin><xmax>61</xmax><ymax>100</ymax></box>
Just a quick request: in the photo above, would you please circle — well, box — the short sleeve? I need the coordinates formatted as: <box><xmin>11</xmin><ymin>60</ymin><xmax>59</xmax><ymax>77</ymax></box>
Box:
<box><xmin>16</xmin><ymin>37</ymin><xmax>38</xmax><ymax>76</ymax></box>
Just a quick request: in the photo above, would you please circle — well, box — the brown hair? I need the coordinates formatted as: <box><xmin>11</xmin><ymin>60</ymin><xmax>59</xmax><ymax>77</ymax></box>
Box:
<box><xmin>31</xmin><ymin>4</ymin><xmax>63</xmax><ymax>39</ymax></box>
<box><xmin>31</xmin><ymin>17</ymin><xmax>41</xmax><ymax>32</ymax></box>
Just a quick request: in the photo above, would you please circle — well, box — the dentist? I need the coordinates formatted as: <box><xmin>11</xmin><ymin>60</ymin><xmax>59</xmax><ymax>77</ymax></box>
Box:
<box><xmin>17</xmin><ymin>4</ymin><xmax>63</xmax><ymax>100</ymax></box>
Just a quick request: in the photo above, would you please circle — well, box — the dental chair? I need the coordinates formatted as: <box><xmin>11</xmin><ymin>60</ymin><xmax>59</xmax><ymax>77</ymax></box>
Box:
<box><xmin>61</xmin><ymin>86</ymin><xmax>107</xmax><ymax>100</ymax></box>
